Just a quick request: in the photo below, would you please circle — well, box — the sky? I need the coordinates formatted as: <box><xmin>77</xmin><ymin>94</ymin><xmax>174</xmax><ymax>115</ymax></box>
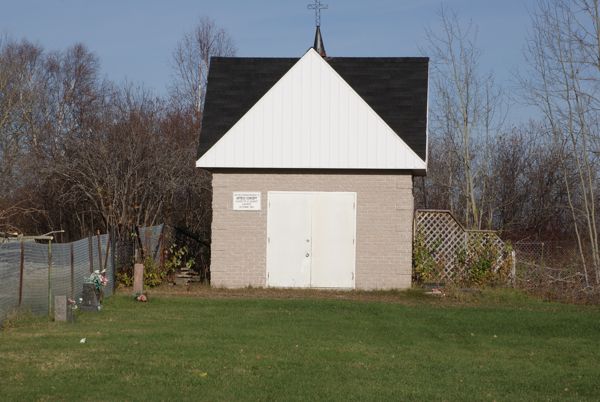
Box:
<box><xmin>0</xmin><ymin>0</ymin><xmax>535</xmax><ymax>123</ymax></box>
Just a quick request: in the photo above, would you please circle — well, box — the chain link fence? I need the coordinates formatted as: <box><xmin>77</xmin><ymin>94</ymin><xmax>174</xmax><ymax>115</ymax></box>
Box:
<box><xmin>0</xmin><ymin>233</ymin><xmax>115</xmax><ymax>326</ymax></box>
<box><xmin>514</xmin><ymin>240</ymin><xmax>585</xmax><ymax>275</ymax></box>
<box><xmin>513</xmin><ymin>240</ymin><xmax>598</xmax><ymax>303</ymax></box>
<box><xmin>115</xmin><ymin>225</ymin><xmax>164</xmax><ymax>272</ymax></box>
<box><xmin>0</xmin><ymin>242</ymin><xmax>20</xmax><ymax>325</ymax></box>
<box><xmin>1</xmin><ymin>225</ymin><xmax>166</xmax><ymax>325</ymax></box>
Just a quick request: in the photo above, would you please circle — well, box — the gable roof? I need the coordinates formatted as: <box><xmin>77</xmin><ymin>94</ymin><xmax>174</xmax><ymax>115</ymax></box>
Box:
<box><xmin>197</xmin><ymin>49</ymin><xmax>429</xmax><ymax>167</ymax></box>
<box><xmin>196</xmin><ymin>49</ymin><xmax>426</xmax><ymax>170</ymax></box>
<box><xmin>197</xmin><ymin>57</ymin><xmax>297</xmax><ymax>159</ymax></box>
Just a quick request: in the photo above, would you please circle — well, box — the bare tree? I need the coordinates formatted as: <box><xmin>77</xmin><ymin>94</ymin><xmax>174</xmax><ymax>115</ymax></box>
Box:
<box><xmin>423</xmin><ymin>7</ymin><xmax>505</xmax><ymax>229</ymax></box>
<box><xmin>0</xmin><ymin>38</ymin><xmax>44</xmax><ymax>191</ymax></box>
<box><xmin>522</xmin><ymin>0</ymin><xmax>600</xmax><ymax>285</ymax></box>
<box><xmin>170</xmin><ymin>16</ymin><xmax>236</xmax><ymax>119</ymax></box>
<box><xmin>0</xmin><ymin>38</ymin><xmax>49</xmax><ymax>233</ymax></box>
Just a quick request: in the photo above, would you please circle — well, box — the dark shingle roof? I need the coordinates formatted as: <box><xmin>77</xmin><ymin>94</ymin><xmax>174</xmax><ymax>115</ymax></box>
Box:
<box><xmin>198</xmin><ymin>53</ymin><xmax>429</xmax><ymax>161</ymax></box>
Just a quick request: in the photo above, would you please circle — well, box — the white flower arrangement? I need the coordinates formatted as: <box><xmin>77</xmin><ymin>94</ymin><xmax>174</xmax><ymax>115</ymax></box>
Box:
<box><xmin>86</xmin><ymin>270</ymin><xmax>109</xmax><ymax>291</ymax></box>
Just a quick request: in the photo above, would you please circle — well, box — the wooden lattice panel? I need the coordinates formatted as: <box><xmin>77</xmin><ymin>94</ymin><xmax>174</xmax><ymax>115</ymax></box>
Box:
<box><xmin>467</xmin><ymin>231</ymin><xmax>509</xmax><ymax>273</ymax></box>
<box><xmin>415</xmin><ymin>210</ymin><xmax>511</xmax><ymax>282</ymax></box>
<box><xmin>415</xmin><ymin>210</ymin><xmax>465</xmax><ymax>280</ymax></box>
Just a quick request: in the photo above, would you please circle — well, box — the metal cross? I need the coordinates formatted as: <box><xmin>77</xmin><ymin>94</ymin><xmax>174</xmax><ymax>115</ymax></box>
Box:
<box><xmin>307</xmin><ymin>0</ymin><xmax>328</xmax><ymax>27</ymax></box>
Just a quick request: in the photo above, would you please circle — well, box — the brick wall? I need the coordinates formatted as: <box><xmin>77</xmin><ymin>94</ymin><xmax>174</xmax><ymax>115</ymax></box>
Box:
<box><xmin>211</xmin><ymin>172</ymin><xmax>414</xmax><ymax>290</ymax></box>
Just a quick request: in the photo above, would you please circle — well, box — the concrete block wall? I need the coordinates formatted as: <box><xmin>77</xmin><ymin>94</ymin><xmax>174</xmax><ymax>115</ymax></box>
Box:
<box><xmin>210</xmin><ymin>172</ymin><xmax>414</xmax><ymax>290</ymax></box>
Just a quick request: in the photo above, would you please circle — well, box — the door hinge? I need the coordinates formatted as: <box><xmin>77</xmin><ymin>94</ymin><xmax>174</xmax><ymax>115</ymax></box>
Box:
<box><xmin>267</xmin><ymin>237</ymin><xmax>270</xmax><ymax>244</ymax></box>
<box><xmin>352</xmin><ymin>272</ymin><xmax>354</xmax><ymax>280</ymax></box>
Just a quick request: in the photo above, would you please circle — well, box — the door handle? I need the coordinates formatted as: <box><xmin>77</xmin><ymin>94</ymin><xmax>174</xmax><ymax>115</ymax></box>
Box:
<box><xmin>305</xmin><ymin>253</ymin><xmax>310</xmax><ymax>257</ymax></box>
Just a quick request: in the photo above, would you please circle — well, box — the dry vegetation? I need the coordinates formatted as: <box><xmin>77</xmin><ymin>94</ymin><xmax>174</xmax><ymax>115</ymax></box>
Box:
<box><xmin>416</xmin><ymin>1</ymin><xmax>600</xmax><ymax>298</ymax></box>
<box><xmin>0</xmin><ymin>18</ymin><xmax>236</xmax><ymax>243</ymax></box>
<box><xmin>1</xmin><ymin>2</ymin><xmax>600</xmax><ymax>298</ymax></box>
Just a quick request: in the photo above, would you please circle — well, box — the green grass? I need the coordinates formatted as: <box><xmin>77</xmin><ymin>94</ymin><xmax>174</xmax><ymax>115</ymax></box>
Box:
<box><xmin>1</xmin><ymin>290</ymin><xmax>599</xmax><ymax>401</ymax></box>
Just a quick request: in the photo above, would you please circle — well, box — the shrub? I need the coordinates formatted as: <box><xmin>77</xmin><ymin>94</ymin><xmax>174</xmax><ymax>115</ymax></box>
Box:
<box><xmin>412</xmin><ymin>231</ymin><xmax>441</xmax><ymax>283</ymax></box>
<box><xmin>457</xmin><ymin>239</ymin><xmax>512</xmax><ymax>287</ymax></box>
<box><xmin>164</xmin><ymin>245</ymin><xmax>194</xmax><ymax>274</ymax></box>
<box><xmin>143</xmin><ymin>256</ymin><xmax>164</xmax><ymax>287</ymax></box>
<box><xmin>116</xmin><ymin>271</ymin><xmax>133</xmax><ymax>288</ymax></box>
<box><xmin>413</xmin><ymin>231</ymin><xmax>513</xmax><ymax>288</ymax></box>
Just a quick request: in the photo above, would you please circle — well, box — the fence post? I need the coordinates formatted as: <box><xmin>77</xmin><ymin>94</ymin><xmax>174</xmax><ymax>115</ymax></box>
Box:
<box><xmin>103</xmin><ymin>232</ymin><xmax>111</xmax><ymax>271</ymax></box>
<box><xmin>159</xmin><ymin>232</ymin><xmax>165</xmax><ymax>268</ymax></box>
<box><xmin>18</xmin><ymin>240</ymin><xmax>24</xmax><ymax>306</ymax></box>
<box><xmin>144</xmin><ymin>228</ymin><xmax>150</xmax><ymax>262</ymax></box>
<box><xmin>48</xmin><ymin>239</ymin><xmax>52</xmax><ymax>319</ymax></box>
<box><xmin>88</xmin><ymin>235</ymin><xmax>93</xmax><ymax>273</ymax></box>
<box><xmin>97</xmin><ymin>230</ymin><xmax>103</xmax><ymax>270</ymax></box>
<box><xmin>70</xmin><ymin>242</ymin><xmax>75</xmax><ymax>300</ymax></box>
<box><xmin>511</xmin><ymin>250</ymin><xmax>517</xmax><ymax>287</ymax></box>
<box><xmin>111</xmin><ymin>227</ymin><xmax>117</xmax><ymax>292</ymax></box>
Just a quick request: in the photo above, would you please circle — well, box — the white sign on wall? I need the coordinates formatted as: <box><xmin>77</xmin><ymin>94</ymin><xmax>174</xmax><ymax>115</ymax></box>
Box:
<box><xmin>233</xmin><ymin>192</ymin><xmax>261</xmax><ymax>211</ymax></box>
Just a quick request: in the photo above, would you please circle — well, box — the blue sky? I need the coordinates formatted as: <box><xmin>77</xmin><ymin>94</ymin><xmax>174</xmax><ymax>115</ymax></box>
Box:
<box><xmin>1</xmin><ymin>0</ymin><xmax>533</xmax><ymax>122</ymax></box>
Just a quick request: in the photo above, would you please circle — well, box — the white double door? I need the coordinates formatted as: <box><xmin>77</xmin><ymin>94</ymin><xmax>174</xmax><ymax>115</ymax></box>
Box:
<box><xmin>267</xmin><ymin>192</ymin><xmax>356</xmax><ymax>289</ymax></box>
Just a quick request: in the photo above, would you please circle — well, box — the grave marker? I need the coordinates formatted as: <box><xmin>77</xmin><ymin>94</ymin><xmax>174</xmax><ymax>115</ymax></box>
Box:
<box><xmin>80</xmin><ymin>283</ymin><xmax>101</xmax><ymax>312</ymax></box>
<box><xmin>133</xmin><ymin>263</ymin><xmax>144</xmax><ymax>294</ymax></box>
<box><xmin>54</xmin><ymin>295</ymin><xmax>67</xmax><ymax>321</ymax></box>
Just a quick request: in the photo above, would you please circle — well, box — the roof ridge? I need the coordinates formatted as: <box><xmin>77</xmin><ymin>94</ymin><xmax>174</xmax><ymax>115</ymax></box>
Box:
<box><xmin>211</xmin><ymin>56</ymin><xmax>428</xmax><ymax>61</ymax></box>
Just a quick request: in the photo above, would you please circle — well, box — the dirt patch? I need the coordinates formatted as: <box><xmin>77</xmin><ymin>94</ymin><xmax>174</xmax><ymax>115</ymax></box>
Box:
<box><xmin>115</xmin><ymin>284</ymin><xmax>443</xmax><ymax>305</ymax></box>
<box><xmin>111</xmin><ymin>283</ymin><xmax>568</xmax><ymax>309</ymax></box>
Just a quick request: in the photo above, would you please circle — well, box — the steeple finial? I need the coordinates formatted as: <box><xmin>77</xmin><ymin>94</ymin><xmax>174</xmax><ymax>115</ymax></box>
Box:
<box><xmin>307</xmin><ymin>0</ymin><xmax>328</xmax><ymax>27</ymax></box>
<box><xmin>307</xmin><ymin>0</ymin><xmax>328</xmax><ymax>57</ymax></box>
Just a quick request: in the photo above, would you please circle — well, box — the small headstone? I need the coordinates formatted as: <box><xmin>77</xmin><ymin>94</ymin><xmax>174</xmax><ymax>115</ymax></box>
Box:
<box><xmin>54</xmin><ymin>295</ymin><xmax>67</xmax><ymax>322</ymax></box>
<box><xmin>133</xmin><ymin>263</ymin><xmax>144</xmax><ymax>294</ymax></box>
<box><xmin>80</xmin><ymin>283</ymin><xmax>101</xmax><ymax>312</ymax></box>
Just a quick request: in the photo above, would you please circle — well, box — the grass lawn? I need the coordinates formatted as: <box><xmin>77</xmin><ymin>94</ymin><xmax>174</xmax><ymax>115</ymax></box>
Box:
<box><xmin>1</xmin><ymin>289</ymin><xmax>599</xmax><ymax>401</ymax></box>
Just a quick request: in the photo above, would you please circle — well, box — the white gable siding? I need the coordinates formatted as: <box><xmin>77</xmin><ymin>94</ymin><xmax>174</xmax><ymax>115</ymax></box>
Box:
<box><xmin>196</xmin><ymin>49</ymin><xmax>426</xmax><ymax>171</ymax></box>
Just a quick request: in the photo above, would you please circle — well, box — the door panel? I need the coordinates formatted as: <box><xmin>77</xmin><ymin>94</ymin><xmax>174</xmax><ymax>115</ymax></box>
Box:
<box><xmin>310</xmin><ymin>193</ymin><xmax>356</xmax><ymax>288</ymax></box>
<box><xmin>266</xmin><ymin>191</ymin><xmax>356</xmax><ymax>289</ymax></box>
<box><xmin>266</xmin><ymin>193</ymin><xmax>312</xmax><ymax>287</ymax></box>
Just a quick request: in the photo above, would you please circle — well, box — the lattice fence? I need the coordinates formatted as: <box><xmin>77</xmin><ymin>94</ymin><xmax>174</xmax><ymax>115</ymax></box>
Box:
<box><xmin>414</xmin><ymin>210</ymin><xmax>513</xmax><ymax>282</ymax></box>
<box><xmin>414</xmin><ymin>210</ymin><xmax>465</xmax><ymax>280</ymax></box>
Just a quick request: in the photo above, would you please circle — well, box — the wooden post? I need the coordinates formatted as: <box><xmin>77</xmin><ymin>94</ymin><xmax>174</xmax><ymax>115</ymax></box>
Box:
<box><xmin>511</xmin><ymin>250</ymin><xmax>517</xmax><ymax>287</ymax></box>
<box><xmin>97</xmin><ymin>230</ymin><xmax>103</xmax><ymax>271</ymax></box>
<box><xmin>48</xmin><ymin>239</ymin><xmax>53</xmax><ymax>319</ymax></box>
<box><xmin>158</xmin><ymin>232</ymin><xmax>165</xmax><ymax>269</ymax></box>
<box><xmin>103</xmin><ymin>232</ymin><xmax>111</xmax><ymax>271</ymax></box>
<box><xmin>111</xmin><ymin>227</ymin><xmax>117</xmax><ymax>292</ymax></box>
<box><xmin>70</xmin><ymin>243</ymin><xmax>75</xmax><ymax>300</ymax></box>
<box><xmin>144</xmin><ymin>228</ymin><xmax>150</xmax><ymax>262</ymax></box>
<box><xmin>18</xmin><ymin>241</ymin><xmax>24</xmax><ymax>306</ymax></box>
<box><xmin>88</xmin><ymin>235</ymin><xmax>93</xmax><ymax>273</ymax></box>
<box><xmin>134</xmin><ymin>226</ymin><xmax>145</xmax><ymax>263</ymax></box>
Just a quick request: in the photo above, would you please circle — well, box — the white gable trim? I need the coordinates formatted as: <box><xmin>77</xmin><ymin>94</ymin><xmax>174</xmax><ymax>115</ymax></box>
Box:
<box><xmin>196</xmin><ymin>48</ymin><xmax>426</xmax><ymax>171</ymax></box>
